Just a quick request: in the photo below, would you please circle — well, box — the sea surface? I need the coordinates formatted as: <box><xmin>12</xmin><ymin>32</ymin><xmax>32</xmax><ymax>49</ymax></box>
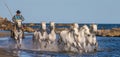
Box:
<box><xmin>0</xmin><ymin>36</ymin><xmax>120</xmax><ymax>57</ymax></box>
<box><xmin>0</xmin><ymin>24</ymin><xmax>120</xmax><ymax>57</ymax></box>
<box><xmin>24</xmin><ymin>23</ymin><xmax>120</xmax><ymax>30</ymax></box>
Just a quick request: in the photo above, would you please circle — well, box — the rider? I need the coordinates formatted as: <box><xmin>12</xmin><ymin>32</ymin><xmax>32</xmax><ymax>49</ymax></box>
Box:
<box><xmin>12</xmin><ymin>10</ymin><xmax>24</xmax><ymax>30</ymax></box>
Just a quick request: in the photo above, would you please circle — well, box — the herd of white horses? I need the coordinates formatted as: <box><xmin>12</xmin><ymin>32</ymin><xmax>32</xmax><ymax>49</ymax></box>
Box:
<box><xmin>12</xmin><ymin>21</ymin><xmax>98</xmax><ymax>53</ymax></box>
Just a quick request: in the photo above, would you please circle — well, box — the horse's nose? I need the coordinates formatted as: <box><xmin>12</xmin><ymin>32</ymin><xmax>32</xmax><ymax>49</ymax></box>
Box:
<box><xmin>87</xmin><ymin>34</ymin><xmax>90</xmax><ymax>37</ymax></box>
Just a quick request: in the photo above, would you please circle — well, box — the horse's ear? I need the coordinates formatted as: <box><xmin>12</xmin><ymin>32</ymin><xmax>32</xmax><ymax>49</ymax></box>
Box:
<box><xmin>80</xmin><ymin>27</ymin><xmax>84</xmax><ymax>30</ymax></box>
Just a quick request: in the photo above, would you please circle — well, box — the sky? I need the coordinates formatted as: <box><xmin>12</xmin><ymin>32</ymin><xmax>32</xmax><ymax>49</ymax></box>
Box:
<box><xmin>0</xmin><ymin>0</ymin><xmax>120</xmax><ymax>23</ymax></box>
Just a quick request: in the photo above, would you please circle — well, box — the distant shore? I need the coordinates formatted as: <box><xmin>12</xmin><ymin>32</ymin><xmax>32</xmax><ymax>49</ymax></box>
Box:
<box><xmin>0</xmin><ymin>31</ymin><xmax>10</xmax><ymax>37</ymax></box>
<box><xmin>97</xmin><ymin>28</ymin><xmax>120</xmax><ymax>37</ymax></box>
<box><xmin>0</xmin><ymin>31</ymin><xmax>33</xmax><ymax>38</ymax></box>
<box><xmin>1</xmin><ymin>27</ymin><xmax>120</xmax><ymax>38</ymax></box>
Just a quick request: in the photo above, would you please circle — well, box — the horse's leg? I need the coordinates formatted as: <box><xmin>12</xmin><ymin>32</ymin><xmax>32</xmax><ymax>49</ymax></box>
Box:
<box><xmin>48</xmin><ymin>40</ymin><xmax>51</xmax><ymax>44</ymax></box>
<box><xmin>14</xmin><ymin>31</ymin><xmax>18</xmax><ymax>41</ymax></box>
<box><xmin>43</xmin><ymin>40</ymin><xmax>48</xmax><ymax>48</ymax></box>
<box><xmin>83</xmin><ymin>42</ymin><xmax>88</xmax><ymax>52</ymax></box>
<box><xmin>15</xmin><ymin>36</ymin><xmax>19</xmax><ymax>49</ymax></box>
<box><xmin>19</xmin><ymin>38</ymin><xmax>22</xmax><ymax>48</ymax></box>
<box><xmin>19</xmin><ymin>31</ymin><xmax>23</xmax><ymax>47</ymax></box>
<box><xmin>57</xmin><ymin>37</ymin><xmax>62</xmax><ymax>45</ymax></box>
<box><xmin>67</xmin><ymin>43</ymin><xmax>71</xmax><ymax>51</ymax></box>
<box><xmin>22</xmin><ymin>30</ymin><xmax>24</xmax><ymax>39</ymax></box>
<box><xmin>78</xmin><ymin>43</ymin><xmax>83</xmax><ymax>50</ymax></box>
<box><xmin>10</xmin><ymin>30</ymin><xmax>13</xmax><ymax>38</ymax></box>
<box><xmin>94</xmin><ymin>42</ymin><xmax>98</xmax><ymax>51</ymax></box>
<box><xmin>23</xmin><ymin>32</ymin><xmax>24</xmax><ymax>38</ymax></box>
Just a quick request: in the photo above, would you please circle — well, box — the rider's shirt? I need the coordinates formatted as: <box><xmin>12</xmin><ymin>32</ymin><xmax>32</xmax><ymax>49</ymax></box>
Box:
<box><xmin>12</xmin><ymin>15</ymin><xmax>24</xmax><ymax>22</ymax></box>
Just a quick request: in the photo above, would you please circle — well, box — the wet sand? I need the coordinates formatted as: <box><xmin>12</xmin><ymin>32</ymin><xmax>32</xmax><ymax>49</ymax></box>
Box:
<box><xmin>0</xmin><ymin>31</ymin><xmax>31</xmax><ymax>57</ymax></box>
<box><xmin>0</xmin><ymin>48</ymin><xmax>17</xmax><ymax>57</ymax></box>
<box><xmin>0</xmin><ymin>31</ymin><xmax>14</xmax><ymax>57</ymax></box>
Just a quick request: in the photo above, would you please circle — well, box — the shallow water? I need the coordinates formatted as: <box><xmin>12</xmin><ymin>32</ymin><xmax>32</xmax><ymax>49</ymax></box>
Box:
<box><xmin>0</xmin><ymin>36</ymin><xmax>120</xmax><ymax>57</ymax></box>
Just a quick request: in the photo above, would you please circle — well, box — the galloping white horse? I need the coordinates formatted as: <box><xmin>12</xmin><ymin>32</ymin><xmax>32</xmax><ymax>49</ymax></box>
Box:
<box><xmin>86</xmin><ymin>24</ymin><xmax>98</xmax><ymax>51</ymax></box>
<box><xmin>12</xmin><ymin>20</ymin><xmax>23</xmax><ymax>47</ymax></box>
<box><xmin>73</xmin><ymin>25</ymin><xmax>91</xmax><ymax>52</ymax></box>
<box><xmin>89</xmin><ymin>24</ymin><xmax>98</xmax><ymax>46</ymax></box>
<box><xmin>33</xmin><ymin>30</ymin><xmax>39</xmax><ymax>41</ymax></box>
<box><xmin>48</xmin><ymin>22</ymin><xmax>56</xmax><ymax>44</ymax></box>
<box><xmin>33</xmin><ymin>22</ymin><xmax>48</xmax><ymax>41</ymax></box>
<box><xmin>59</xmin><ymin>23</ymin><xmax>79</xmax><ymax>51</ymax></box>
<box><xmin>32</xmin><ymin>22</ymin><xmax>48</xmax><ymax>48</ymax></box>
<box><xmin>81</xmin><ymin>24</ymin><xmax>98</xmax><ymax>52</ymax></box>
<box><xmin>38</xmin><ymin>22</ymin><xmax>48</xmax><ymax>41</ymax></box>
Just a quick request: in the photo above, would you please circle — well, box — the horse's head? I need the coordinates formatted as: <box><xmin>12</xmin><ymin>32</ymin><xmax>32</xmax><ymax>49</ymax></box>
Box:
<box><xmin>50</xmin><ymin>22</ymin><xmax>55</xmax><ymax>30</ymax></box>
<box><xmin>82</xmin><ymin>25</ymin><xmax>91</xmax><ymax>36</ymax></box>
<box><xmin>72</xmin><ymin>23</ymin><xmax>79</xmax><ymax>35</ymax></box>
<box><xmin>41</xmin><ymin>21</ymin><xmax>46</xmax><ymax>31</ymax></box>
<box><xmin>69</xmin><ymin>23</ymin><xmax>79</xmax><ymax>31</ymax></box>
<box><xmin>73</xmin><ymin>23</ymin><xmax>79</xmax><ymax>29</ymax></box>
<box><xmin>16</xmin><ymin>20</ymin><xmax>22</xmax><ymax>27</ymax></box>
<box><xmin>90</xmin><ymin>24</ymin><xmax>97</xmax><ymax>34</ymax></box>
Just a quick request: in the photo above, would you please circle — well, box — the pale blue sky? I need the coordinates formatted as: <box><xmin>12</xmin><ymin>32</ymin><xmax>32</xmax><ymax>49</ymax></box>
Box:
<box><xmin>0</xmin><ymin>0</ymin><xmax>120</xmax><ymax>23</ymax></box>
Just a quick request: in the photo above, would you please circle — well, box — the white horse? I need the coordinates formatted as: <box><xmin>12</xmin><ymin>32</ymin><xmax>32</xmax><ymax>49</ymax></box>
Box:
<box><xmin>89</xmin><ymin>24</ymin><xmax>98</xmax><ymax>46</ymax></box>
<box><xmin>32</xmin><ymin>30</ymin><xmax>41</xmax><ymax>49</ymax></box>
<box><xmin>74</xmin><ymin>25</ymin><xmax>91</xmax><ymax>52</ymax></box>
<box><xmin>32</xmin><ymin>22</ymin><xmax>48</xmax><ymax>48</ymax></box>
<box><xmin>33</xmin><ymin>30</ymin><xmax>39</xmax><ymax>40</ymax></box>
<box><xmin>73</xmin><ymin>23</ymin><xmax>79</xmax><ymax>35</ymax></box>
<box><xmin>82</xmin><ymin>24</ymin><xmax>98</xmax><ymax>52</ymax></box>
<box><xmin>38</xmin><ymin>22</ymin><xmax>48</xmax><ymax>41</ymax></box>
<box><xmin>33</xmin><ymin>30</ymin><xmax>40</xmax><ymax>42</ymax></box>
<box><xmin>48</xmin><ymin>22</ymin><xmax>56</xmax><ymax>44</ymax></box>
<box><xmin>33</xmin><ymin>22</ymin><xmax>48</xmax><ymax>41</ymax></box>
<box><xmin>87</xmin><ymin>24</ymin><xmax>98</xmax><ymax>50</ymax></box>
<box><xmin>59</xmin><ymin>23</ymin><xmax>79</xmax><ymax>51</ymax></box>
<box><xmin>72</xmin><ymin>23</ymin><xmax>89</xmax><ymax>52</ymax></box>
<box><xmin>13</xmin><ymin>20</ymin><xmax>23</xmax><ymax>48</ymax></box>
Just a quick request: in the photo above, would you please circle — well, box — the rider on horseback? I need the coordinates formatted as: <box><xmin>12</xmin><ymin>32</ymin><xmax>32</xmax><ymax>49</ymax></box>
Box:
<box><xmin>12</xmin><ymin>10</ymin><xmax>24</xmax><ymax>31</ymax></box>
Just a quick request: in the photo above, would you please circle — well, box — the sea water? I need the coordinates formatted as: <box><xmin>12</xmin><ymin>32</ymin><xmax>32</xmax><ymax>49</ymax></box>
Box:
<box><xmin>0</xmin><ymin>24</ymin><xmax>120</xmax><ymax>57</ymax></box>
<box><xmin>0</xmin><ymin>36</ymin><xmax>120</xmax><ymax>57</ymax></box>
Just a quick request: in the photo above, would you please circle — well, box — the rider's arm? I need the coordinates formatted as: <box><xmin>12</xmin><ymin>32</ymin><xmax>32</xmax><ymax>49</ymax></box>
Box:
<box><xmin>12</xmin><ymin>15</ymin><xmax>16</xmax><ymax>22</ymax></box>
<box><xmin>21</xmin><ymin>15</ymin><xmax>24</xmax><ymax>21</ymax></box>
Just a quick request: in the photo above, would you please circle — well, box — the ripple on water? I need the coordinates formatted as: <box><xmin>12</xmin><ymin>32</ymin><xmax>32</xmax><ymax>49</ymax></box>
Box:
<box><xmin>0</xmin><ymin>36</ymin><xmax>120</xmax><ymax>57</ymax></box>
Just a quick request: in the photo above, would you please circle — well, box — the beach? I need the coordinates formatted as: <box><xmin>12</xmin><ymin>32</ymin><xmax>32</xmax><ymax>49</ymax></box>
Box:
<box><xmin>0</xmin><ymin>31</ymin><xmax>32</xmax><ymax>57</ymax></box>
<box><xmin>0</xmin><ymin>48</ymin><xmax>17</xmax><ymax>57</ymax></box>
<box><xmin>0</xmin><ymin>31</ymin><xmax>14</xmax><ymax>57</ymax></box>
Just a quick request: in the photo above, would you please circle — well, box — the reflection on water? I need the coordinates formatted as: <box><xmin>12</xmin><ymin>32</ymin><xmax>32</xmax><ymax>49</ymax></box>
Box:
<box><xmin>0</xmin><ymin>36</ymin><xmax>120</xmax><ymax>57</ymax></box>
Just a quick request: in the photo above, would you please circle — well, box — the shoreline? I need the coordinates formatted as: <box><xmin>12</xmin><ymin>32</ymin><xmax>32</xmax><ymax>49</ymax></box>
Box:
<box><xmin>0</xmin><ymin>30</ymin><xmax>119</xmax><ymax>57</ymax></box>
<box><xmin>0</xmin><ymin>29</ymin><xmax>120</xmax><ymax>37</ymax></box>
<box><xmin>97</xmin><ymin>28</ymin><xmax>120</xmax><ymax>37</ymax></box>
<box><xmin>0</xmin><ymin>31</ymin><xmax>33</xmax><ymax>38</ymax></box>
<box><xmin>0</xmin><ymin>31</ymin><xmax>10</xmax><ymax>37</ymax></box>
<box><xmin>0</xmin><ymin>48</ymin><xmax>16</xmax><ymax>57</ymax></box>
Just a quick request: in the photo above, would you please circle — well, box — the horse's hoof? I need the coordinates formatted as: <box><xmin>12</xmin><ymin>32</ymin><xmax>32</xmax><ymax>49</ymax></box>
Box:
<box><xmin>44</xmin><ymin>45</ymin><xmax>47</xmax><ymax>48</ymax></box>
<box><xmin>94</xmin><ymin>48</ymin><xmax>97</xmax><ymax>52</ymax></box>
